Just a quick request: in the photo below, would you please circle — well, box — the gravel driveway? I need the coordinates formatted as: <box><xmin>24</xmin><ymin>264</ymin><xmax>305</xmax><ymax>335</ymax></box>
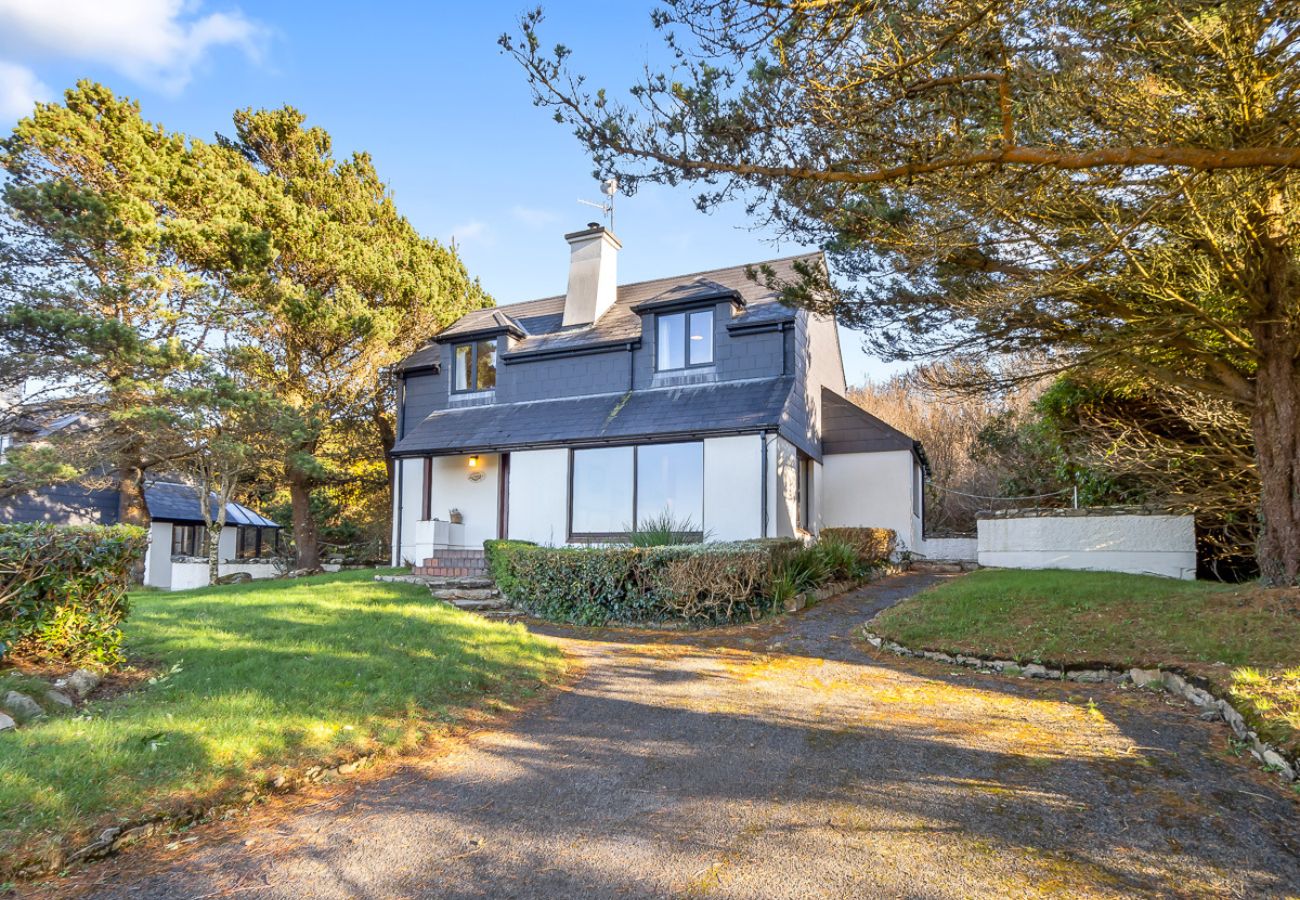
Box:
<box><xmin>42</xmin><ymin>573</ymin><xmax>1300</xmax><ymax>899</ymax></box>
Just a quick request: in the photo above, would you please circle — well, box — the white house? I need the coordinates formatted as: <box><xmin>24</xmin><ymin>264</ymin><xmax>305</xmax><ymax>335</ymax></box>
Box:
<box><xmin>388</xmin><ymin>225</ymin><xmax>928</xmax><ymax>575</ymax></box>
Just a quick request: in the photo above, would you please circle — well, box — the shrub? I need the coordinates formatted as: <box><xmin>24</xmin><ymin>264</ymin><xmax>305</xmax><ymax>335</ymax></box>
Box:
<box><xmin>0</xmin><ymin>524</ymin><xmax>148</xmax><ymax>666</ymax></box>
<box><xmin>484</xmin><ymin>539</ymin><xmax>798</xmax><ymax>625</ymax></box>
<box><xmin>819</xmin><ymin>527</ymin><xmax>896</xmax><ymax>565</ymax></box>
<box><xmin>623</xmin><ymin>512</ymin><xmax>711</xmax><ymax>547</ymax></box>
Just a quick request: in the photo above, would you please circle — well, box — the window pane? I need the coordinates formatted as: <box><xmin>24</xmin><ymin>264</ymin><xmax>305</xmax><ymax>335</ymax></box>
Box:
<box><xmin>571</xmin><ymin>447</ymin><xmax>634</xmax><ymax>534</ymax></box>
<box><xmin>688</xmin><ymin>310</ymin><xmax>713</xmax><ymax>365</ymax></box>
<box><xmin>657</xmin><ymin>313</ymin><xmax>685</xmax><ymax>370</ymax></box>
<box><xmin>636</xmin><ymin>442</ymin><xmax>704</xmax><ymax>530</ymax></box>
<box><xmin>476</xmin><ymin>339</ymin><xmax>497</xmax><ymax>390</ymax></box>
<box><xmin>454</xmin><ymin>344</ymin><xmax>472</xmax><ymax>391</ymax></box>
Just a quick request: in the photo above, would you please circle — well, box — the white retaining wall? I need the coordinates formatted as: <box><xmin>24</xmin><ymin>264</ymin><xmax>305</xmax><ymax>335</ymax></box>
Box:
<box><xmin>978</xmin><ymin>513</ymin><xmax>1197</xmax><ymax>580</ymax></box>
<box><xmin>916</xmin><ymin>536</ymin><xmax>978</xmax><ymax>562</ymax></box>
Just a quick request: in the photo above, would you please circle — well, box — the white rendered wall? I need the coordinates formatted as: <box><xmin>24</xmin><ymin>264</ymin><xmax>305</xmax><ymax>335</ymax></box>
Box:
<box><xmin>702</xmin><ymin>435</ymin><xmax>762</xmax><ymax>541</ymax></box>
<box><xmin>766</xmin><ymin>435</ymin><xmax>800</xmax><ymax>538</ymax></box>
<box><xmin>821</xmin><ymin>449</ymin><xmax>915</xmax><ymax>551</ymax></box>
<box><xmin>398</xmin><ymin>454</ymin><xmax>501</xmax><ymax>563</ymax></box>
<box><xmin>507</xmin><ymin>449</ymin><xmax>570</xmax><ymax>545</ymax></box>
<box><xmin>143</xmin><ymin>521</ymin><xmax>173</xmax><ymax>589</ymax></box>
<box><xmin>978</xmin><ymin>514</ymin><xmax>1196</xmax><ymax>580</ymax></box>
<box><xmin>916</xmin><ymin>536</ymin><xmax>979</xmax><ymax>561</ymax></box>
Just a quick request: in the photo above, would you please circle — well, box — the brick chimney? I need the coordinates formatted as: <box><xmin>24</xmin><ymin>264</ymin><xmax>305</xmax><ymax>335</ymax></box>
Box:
<box><xmin>562</xmin><ymin>223</ymin><xmax>621</xmax><ymax>327</ymax></box>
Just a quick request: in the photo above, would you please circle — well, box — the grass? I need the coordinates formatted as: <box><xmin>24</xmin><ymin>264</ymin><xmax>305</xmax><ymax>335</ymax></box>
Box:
<box><xmin>871</xmin><ymin>568</ymin><xmax>1300</xmax><ymax>755</ymax></box>
<box><xmin>0</xmin><ymin>569</ymin><xmax>566</xmax><ymax>872</ymax></box>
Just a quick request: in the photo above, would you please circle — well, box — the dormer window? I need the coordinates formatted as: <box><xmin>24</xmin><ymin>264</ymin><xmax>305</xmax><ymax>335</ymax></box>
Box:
<box><xmin>656</xmin><ymin>309</ymin><xmax>713</xmax><ymax>371</ymax></box>
<box><xmin>453</xmin><ymin>338</ymin><xmax>497</xmax><ymax>392</ymax></box>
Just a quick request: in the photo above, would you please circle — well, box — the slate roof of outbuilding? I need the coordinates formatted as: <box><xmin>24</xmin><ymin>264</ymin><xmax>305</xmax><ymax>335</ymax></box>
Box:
<box><xmin>391</xmin><ymin>377</ymin><xmax>800</xmax><ymax>457</ymax></box>
<box><xmin>0</xmin><ymin>479</ymin><xmax>279</xmax><ymax>528</ymax></box>
<box><xmin>397</xmin><ymin>253</ymin><xmax>819</xmax><ymax>371</ymax></box>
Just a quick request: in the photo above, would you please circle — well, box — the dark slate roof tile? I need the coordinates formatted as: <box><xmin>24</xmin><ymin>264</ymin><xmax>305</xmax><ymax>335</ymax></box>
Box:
<box><xmin>392</xmin><ymin>377</ymin><xmax>799</xmax><ymax>456</ymax></box>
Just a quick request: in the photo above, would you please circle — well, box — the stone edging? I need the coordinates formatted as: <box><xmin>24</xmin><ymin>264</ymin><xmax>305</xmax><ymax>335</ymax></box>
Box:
<box><xmin>860</xmin><ymin>627</ymin><xmax>1298</xmax><ymax>786</ymax></box>
<box><xmin>12</xmin><ymin>751</ymin><xmax>382</xmax><ymax>881</ymax></box>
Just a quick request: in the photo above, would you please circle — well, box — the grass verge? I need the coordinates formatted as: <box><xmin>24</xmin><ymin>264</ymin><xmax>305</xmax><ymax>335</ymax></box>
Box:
<box><xmin>0</xmin><ymin>569</ymin><xmax>566</xmax><ymax>873</ymax></box>
<box><xmin>871</xmin><ymin>568</ymin><xmax>1300</xmax><ymax>756</ymax></box>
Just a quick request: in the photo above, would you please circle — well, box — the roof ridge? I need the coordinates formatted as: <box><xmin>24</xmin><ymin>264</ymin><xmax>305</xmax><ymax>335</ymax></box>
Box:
<box><xmin>485</xmin><ymin>250</ymin><xmax>824</xmax><ymax>314</ymax></box>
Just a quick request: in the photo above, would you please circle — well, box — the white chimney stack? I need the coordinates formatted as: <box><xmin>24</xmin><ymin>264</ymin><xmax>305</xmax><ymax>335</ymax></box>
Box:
<box><xmin>562</xmin><ymin>223</ymin><xmax>621</xmax><ymax>327</ymax></box>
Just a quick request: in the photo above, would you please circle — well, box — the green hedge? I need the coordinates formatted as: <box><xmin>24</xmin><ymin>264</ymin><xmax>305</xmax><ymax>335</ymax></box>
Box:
<box><xmin>0</xmin><ymin>523</ymin><xmax>148</xmax><ymax>666</ymax></box>
<box><xmin>485</xmin><ymin>538</ymin><xmax>807</xmax><ymax>625</ymax></box>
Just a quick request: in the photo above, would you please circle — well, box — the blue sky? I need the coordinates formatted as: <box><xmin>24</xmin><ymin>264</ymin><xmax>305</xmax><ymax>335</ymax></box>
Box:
<box><xmin>0</xmin><ymin>0</ymin><xmax>899</xmax><ymax>385</ymax></box>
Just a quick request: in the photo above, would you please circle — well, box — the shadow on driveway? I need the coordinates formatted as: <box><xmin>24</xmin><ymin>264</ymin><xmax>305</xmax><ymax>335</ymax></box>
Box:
<box><xmin>46</xmin><ymin>573</ymin><xmax>1300</xmax><ymax>899</ymax></box>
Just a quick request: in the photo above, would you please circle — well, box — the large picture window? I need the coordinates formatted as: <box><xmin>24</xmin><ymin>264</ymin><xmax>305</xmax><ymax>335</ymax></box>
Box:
<box><xmin>453</xmin><ymin>338</ymin><xmax>497</xmax><ymax>392</ymax></box>
<box><xmin>569</xmin><ymin>442</ymin><xmax>705</xmax><ymax>540</ymax></box>
<box><xmin>656</xmin><ymin>309</ymin><xmax>713</xmax><ymax>371</ymax></box>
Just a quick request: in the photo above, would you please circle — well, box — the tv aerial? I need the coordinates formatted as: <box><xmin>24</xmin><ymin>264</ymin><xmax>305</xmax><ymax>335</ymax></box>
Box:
<box><xmin>577</xmin><ymin>178</ymin><xmax>618</xmax><ymax>231</ymax></box>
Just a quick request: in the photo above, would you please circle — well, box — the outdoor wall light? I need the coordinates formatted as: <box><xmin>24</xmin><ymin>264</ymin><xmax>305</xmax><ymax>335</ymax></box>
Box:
<box><xmin>468</xmin><ymin>455</ymin><xmax>480</xmax><ymax>468</ymax></box>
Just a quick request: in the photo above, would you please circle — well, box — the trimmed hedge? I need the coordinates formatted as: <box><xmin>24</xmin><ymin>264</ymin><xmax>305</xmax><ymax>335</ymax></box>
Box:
<box><xmin>819</xmin><ymin>527</ymin><xmax>896</xmax><ymax>564</ymax></box>
<box><xmin>485</xmin><ymin>539</ymin><xmax>808</xmax><ymax>625</ymax></box>
<box><xmin>0</xmin><ymin>523</ymin><xmax>148</xmax><ymax>665</ymax></box>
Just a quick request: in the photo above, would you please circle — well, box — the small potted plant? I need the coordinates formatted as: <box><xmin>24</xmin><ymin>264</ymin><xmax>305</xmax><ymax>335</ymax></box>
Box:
<box><xmin>448</xmin><ymin>508</ymin><xmax>464</xmax><ymax>524</ymax></box>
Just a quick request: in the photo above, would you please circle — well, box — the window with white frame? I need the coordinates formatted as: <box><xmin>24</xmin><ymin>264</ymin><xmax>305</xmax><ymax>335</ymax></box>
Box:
<box><xmin>655</xmin><ymin>309</ymin><xmax>714</xmax><ymax>371</ymax></box>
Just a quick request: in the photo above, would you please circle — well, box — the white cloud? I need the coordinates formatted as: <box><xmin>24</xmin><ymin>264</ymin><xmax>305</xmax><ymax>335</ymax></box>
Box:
<box><xmin>0</xmin><ymin>60</ymin><xmax>49</xmax><ymax>119</ymax></box>
<box><xmin>511</xmin><ymin>205</ymin><xmax>559</xmax><ymax>228</ymax></box>
<box><xmin>450</xmin><ymin>220</ymin><xmax>492</xmax><ymax>245</ymax></box>
<box><xmin>0</xmin><ymin>0</ymin><xmax>267</xmax><ymax>93</ymax></box>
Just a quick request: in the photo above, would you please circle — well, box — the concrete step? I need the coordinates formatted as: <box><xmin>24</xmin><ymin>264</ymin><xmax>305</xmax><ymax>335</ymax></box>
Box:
<box><xmin>423</xmin><ymin>576</ymin><xmax>496</xmax><ymax>589</ymax></box>
<box><xmin>430</xmin><ymin>587</ymin><xmax>502</xmax><ymax>603</ymax></box>
<box><xmin>911</xmin><ymin>560</ymin><xmax>977</xmax><ymax>574</ymax></box>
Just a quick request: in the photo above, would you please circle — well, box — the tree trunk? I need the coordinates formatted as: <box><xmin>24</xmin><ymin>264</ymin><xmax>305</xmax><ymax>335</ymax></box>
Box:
<box><xmin>207</xmin><ymin>521</ymin><xmax>223</xmax><ymax>586</ymax></box>
<box><xmin>1252</xmin><ymin>327</ymin><xmax>1300</xmax><ymax>585</ymax></box>
<box><xmin>117</xmin><ymin>459</ymin><xmax>150</xmax><ymax>527</ymax></box>
<box><xmin>287</xmin><ymin>461</ymin><xmax>320</xmax><ymax>571</ymax></box>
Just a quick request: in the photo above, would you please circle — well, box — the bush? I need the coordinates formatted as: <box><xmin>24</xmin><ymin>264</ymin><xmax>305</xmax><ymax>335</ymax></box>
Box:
<box><xmin>818</xmin><ymin>527</ymin><xmax>896</xmax><ymax>565</ymax></box>
<box><xmin>484</xmin><ymin>538</ymin><xmax>799</xmax><ymax>625</ymax></box>
<box><xmin>622</xmin><ymin>512</ymin><xmax>710</xmax><ymax>547</ymax></box>
<box><xmin>0</xmin><ymin>523</ymin><xmax>147</xmax><ymax>666</ymax></box>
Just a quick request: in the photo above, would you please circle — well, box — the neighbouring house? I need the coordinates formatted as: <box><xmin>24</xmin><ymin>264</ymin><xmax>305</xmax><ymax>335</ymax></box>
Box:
<box><xmin>0</xmin><ymin>477</ymin><xmax>283</xmax><ymax>591</ymax></box>
<box><xmin>389</xmin><ymin>224</ymin><xmax>929</xmax><ymax>574</ymax></box>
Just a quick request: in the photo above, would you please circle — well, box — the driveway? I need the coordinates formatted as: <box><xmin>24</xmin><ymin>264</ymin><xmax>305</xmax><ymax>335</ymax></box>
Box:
<box><xmin>47</xmin><ymin>573</ymin><xmax>1300</xmax><ymax>899</ymax></box>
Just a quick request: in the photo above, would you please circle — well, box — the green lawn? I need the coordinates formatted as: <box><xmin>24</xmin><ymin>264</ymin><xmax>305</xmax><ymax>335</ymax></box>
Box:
<box><xmin>0</xmin><ymin>569</ymin><xmax>565</xmax><ymax>873</ymax></box>
<box><xmin>872</xmin><ymin>568</ymin><xmax>1300</xmax><ymax>755</ymax></box>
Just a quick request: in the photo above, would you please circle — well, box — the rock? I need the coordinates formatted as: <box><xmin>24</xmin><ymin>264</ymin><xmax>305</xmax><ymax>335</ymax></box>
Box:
<box><xmin>1129</xmin><ymin>668</ymin><xmax>1162</xmax><ymax>688</ymax></box>
<box><xmin>287</xmin><ymin>567</ymin><xmax>321</xmax><ymax>578</ymax></box>
<box><xmin>1260</xmin><ymin>749</ymin><xmax>1296</xmax><ymax>781</ymax></box>
<box><xmin>216</xmin><ymin>571</ymin><xmax>253</xmax><ymax>585</ymax></box>
<box><xmin>782</xmin><ymin>593</ymin><xmax>807</xmax><ymax>613</ymax></box>
<box><xmin>59</xmin><ymin>668</ymin><xmax>101</xmax><ymax>698</ymax></box>
<box><xmin>1161</xmin><ymin>671</ymin><xmax>1189</xmax><ymax>695</ymax></box>
<box><xmin>922</xmin><ymin>651</ymin><xmax>955</xmax><ymax>664</ymax></box>
<box><xmin>0</xmin><ymin>712</ymin><xmax>14</xmax><ymax>732</ymax></box>
<box><xmin>3</xmin><ymin>691</ymin><xmax>45</xmax><ymax>722</ymax></box>
<box><xmin>1219</xmin><ymin>701</ymin><xmax>1249</xmax><ymax>739</ymax></box>
<box><xmin>45</xmin><ymin>690</ymin><xmax>74</xmax><ymax>708</ymax></box>
<box><xmin>865</xmin><ymin>634</ymin><xmax>883</xmax><ymax>649</ymax></box>
<box><xmin>1184</xmin><ymin>685</ymin><xmax>1217</xmax><ymax>707</ymax></box>
<box><xmin>1067</xmin><ymin>669</ymin><xmax>1110</xmax><ymax>683</ymax></box>
<box><xmin>1022</xmin><ymin>664</ymin><xmax>1050</xmax><ymax>679</ymax></box>
<box><xmin>337</xmin><ymin>761</ymin><xmax>359</xmax><ymax>774</ymax></box>
<box><xmin>1198</xmin><ymin>709</ymin><xmax>1221</xmax><ymax>721</ymax></box>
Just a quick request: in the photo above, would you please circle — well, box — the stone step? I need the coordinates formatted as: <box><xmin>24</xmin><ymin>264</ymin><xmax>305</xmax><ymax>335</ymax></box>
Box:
<box><xmin>424</xmin><ymin>576</ymin><xmax>496</xmax><ymax>589</ymax></box>
<box><xmin>446</xmin><ymin>598</ymin><xmax>512</xmax><ymax>612</ymax></box>
<box><xmin>430</xmin><ymin>587</ymin><xmax>502</xmax><ymax>603</ymax></box>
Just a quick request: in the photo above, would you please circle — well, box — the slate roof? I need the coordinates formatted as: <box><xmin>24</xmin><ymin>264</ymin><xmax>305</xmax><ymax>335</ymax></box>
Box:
<box><xmin>398</xmin><ymin>253</ymin><xmax>821</xmax><ymax>369</ymax></box>
<box><xmin>0</xmin><ymin>479</ymin><xmax>279</xmax><ymax>528</ymax></box>
<box><xmin>143</xmin><ymin>481</ymin><xmax>280</xmax><ymax>528</ymax></box>
<box><xmin>821</xmin><ymin>389</ymin><xmax>928</xmax><ymax>471</ymax></box>
<box><xmin>392</xmin><ymin>377</ymin><xmax>799</xmax><ymax>457</ymax></box>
